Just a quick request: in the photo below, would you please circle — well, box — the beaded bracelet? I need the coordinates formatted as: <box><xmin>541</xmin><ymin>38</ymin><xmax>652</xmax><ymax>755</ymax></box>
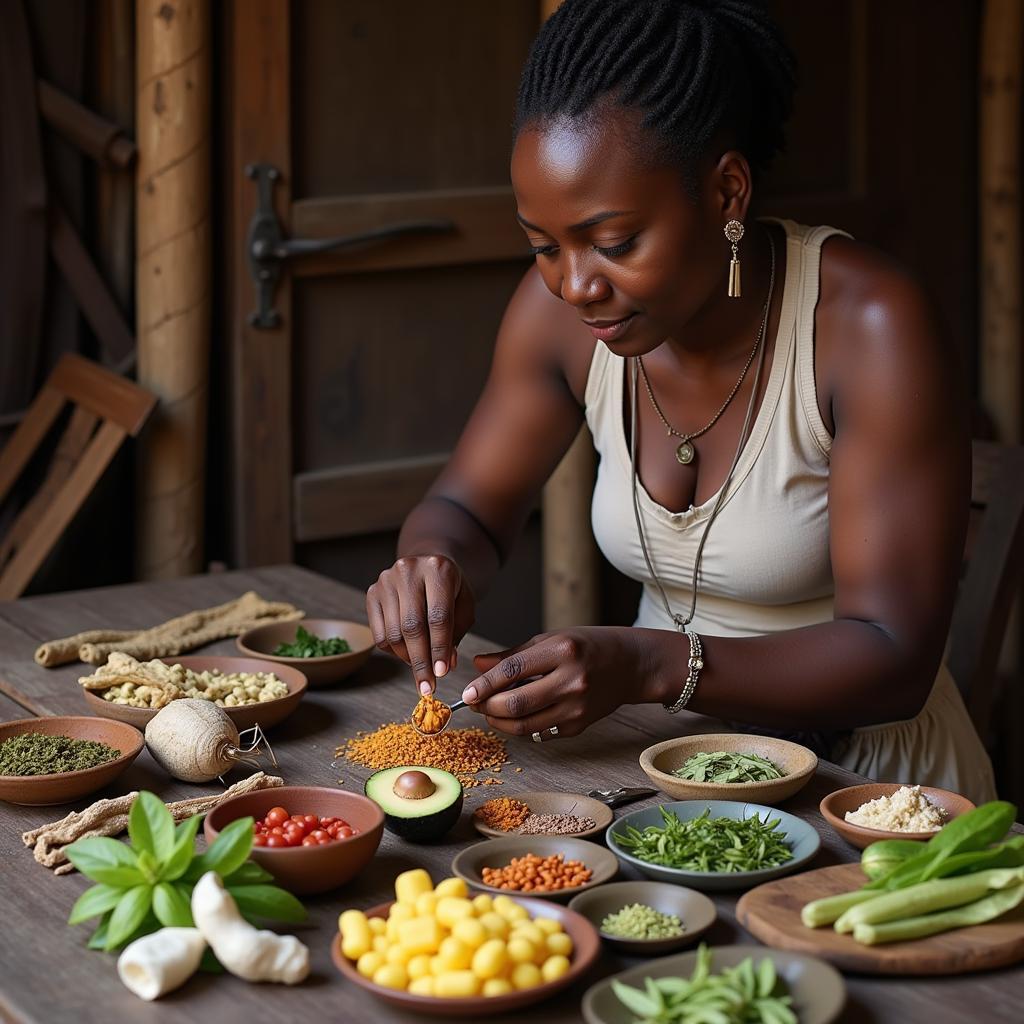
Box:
<box><xmin>663</xmin><ymin>630</ymin><xmax>704</xmax><ymax>714</ymax></box>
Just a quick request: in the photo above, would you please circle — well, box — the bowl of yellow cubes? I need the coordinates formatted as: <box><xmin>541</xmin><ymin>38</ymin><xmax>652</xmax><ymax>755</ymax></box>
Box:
<box><xmin>332</xmin><ymin>868</ymin><xmax>601</xmax><ymax>1015</ymax></box>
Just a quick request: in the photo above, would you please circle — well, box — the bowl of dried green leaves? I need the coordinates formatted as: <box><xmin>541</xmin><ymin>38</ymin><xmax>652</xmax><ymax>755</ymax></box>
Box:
<box><xmin>0</xmin><ymin>715</ymin><xmax>144</xmax><ymax>806</ymax></box>
<box><xmin>639</xmin><ymin>733</ymin><xmax>817</xmax><ymax>805</ymax></box>
<box><xmin>237</xmin><ymin>618</ymin><xmax>374</xmax><ymax>688</ymax></box>
<box><xmin>607</xmin><ymin>800</ymin><xmax>821</xmax><ymax>892</ymax></box>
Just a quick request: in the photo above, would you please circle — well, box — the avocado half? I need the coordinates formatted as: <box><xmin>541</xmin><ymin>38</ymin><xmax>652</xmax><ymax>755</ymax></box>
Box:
<box><xmin>365</xmin><ymin>765</ymin><xmax>464</xmax><ymax>842</ymax></box>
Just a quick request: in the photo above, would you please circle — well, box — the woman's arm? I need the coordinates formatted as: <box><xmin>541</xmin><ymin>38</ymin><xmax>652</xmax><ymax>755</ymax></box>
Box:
<box><xmin>464</xmin><ymin>245</ymin><xmax>971</xmax><ymax>735</ymax></box>
<box><xmin>368</xmin><ymin>266</ymin><xmax>589</xmax><ymax>689</ymax></box>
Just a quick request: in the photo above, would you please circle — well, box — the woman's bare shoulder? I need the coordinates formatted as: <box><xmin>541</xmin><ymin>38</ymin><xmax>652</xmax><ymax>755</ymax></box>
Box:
<box><xmin>815</xmin><ymin>234</ymin><xmax>955</xmax><ymax>418</ymax></box>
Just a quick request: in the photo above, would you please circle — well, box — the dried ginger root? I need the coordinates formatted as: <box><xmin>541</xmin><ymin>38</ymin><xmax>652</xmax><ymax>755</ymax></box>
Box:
<box><xmin>23</xmin><ymin>772</ymin><xmax>284</xmax><ymax>874</ymax></box>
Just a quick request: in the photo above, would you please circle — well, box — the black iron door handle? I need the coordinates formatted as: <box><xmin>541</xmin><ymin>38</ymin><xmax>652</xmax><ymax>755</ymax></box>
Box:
<box><xmin>245</xmin><ymin>162</ymin><xmax>456</xmax><ymax>328</ymax></box>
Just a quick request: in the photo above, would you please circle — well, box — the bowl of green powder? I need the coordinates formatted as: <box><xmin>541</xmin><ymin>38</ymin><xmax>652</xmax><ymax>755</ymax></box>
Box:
<box><xmin>0</xmin><ymin>716</ymin><xmax>144</xmax><ymax>806</ymax></box>
<box><xmin>569</xmin><ymin>880</ymin><xmax>716</xmax><ymax>955</ymax></box>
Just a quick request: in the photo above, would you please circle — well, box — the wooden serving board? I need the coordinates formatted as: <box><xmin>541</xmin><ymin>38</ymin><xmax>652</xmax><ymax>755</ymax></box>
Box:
<box><xmin>736</xmin><ymin>863</ymin><xmax>1024</xmax><ymax>976</ymax></box>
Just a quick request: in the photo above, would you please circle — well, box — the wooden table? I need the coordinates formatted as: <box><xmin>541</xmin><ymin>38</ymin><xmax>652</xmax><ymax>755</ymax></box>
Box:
<box><xmin>0</xmin><ymin>565</ymin><xmax>1020</xmax><ymax>1023</ymax></box>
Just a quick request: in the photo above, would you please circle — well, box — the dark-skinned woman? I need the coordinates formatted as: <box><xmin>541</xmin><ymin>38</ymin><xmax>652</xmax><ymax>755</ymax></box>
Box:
<box><xmin>366</xmin><ymin>0</ymin><xmax>996</xmax><ymax>803</ymax></box>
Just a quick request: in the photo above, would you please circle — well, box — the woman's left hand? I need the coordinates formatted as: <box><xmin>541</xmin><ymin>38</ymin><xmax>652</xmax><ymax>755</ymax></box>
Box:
<box><xmin>461</xmin><ymin>627</ymin><xmax>667</xmax><ymax>739</ymax></box>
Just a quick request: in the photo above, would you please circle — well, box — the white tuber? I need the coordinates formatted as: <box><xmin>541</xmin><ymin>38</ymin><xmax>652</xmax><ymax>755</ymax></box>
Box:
<box><xmin>117</xmin><ymin>927</ymin><xmax>206</xmax><ymax>1001</ymax></box>
<box><xmin>191</xmin><ymin>872</ymin><xmax>309</xmax><ymax>985</ymax></box>
<box><xmin>145</xmin><ymin>699</ymin><xmax>262</xmax><ymax>782</ymax></box>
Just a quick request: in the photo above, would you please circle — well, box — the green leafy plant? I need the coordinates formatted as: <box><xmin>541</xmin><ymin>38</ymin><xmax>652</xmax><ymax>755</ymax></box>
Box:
<box><xmin>66</xmin><ymin>791</ymin><xmax>306</xmax><ymax>952</ymax></box>
<box><xmin>611</xmin><ymin>944</ymin><xmax>796</xmax><ymax>1024</ymax></box>
<box><xmin>272</xmin><ymin>624</ymin><xmax>351</xmax><ymax>658</ymax></box>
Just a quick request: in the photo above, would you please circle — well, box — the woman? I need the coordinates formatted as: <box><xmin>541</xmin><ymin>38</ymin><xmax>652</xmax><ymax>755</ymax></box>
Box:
<box><xmin>366</xmin><ymin>0</ymin><xmax>996</xmax><ymax>803</ymax></box>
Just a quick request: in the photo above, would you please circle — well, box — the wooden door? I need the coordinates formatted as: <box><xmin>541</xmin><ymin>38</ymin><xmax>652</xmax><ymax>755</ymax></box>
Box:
<box><xmin>223</xmin><ymin>0</ymin><xmax>543</xmax><ymax>641</ymax></box>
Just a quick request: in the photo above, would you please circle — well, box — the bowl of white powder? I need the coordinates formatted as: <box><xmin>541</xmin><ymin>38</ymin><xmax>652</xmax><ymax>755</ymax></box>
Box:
<box><xmin>819</xmin><ymin>783</ymin><xmax>975</xmax><ymax>849</ymax></box>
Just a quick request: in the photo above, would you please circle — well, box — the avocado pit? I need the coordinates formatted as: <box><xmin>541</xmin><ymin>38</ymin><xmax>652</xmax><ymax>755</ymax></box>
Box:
<box><xmin>393</xmin><ymin>769</ymin><xmax>437</xmax><ymax>800</ymax></box>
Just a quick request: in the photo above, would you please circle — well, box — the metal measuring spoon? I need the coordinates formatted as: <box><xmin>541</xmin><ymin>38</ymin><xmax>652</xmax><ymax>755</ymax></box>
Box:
<box><xmin>410</xmin><ymin>696</ymin><xmax>469</xmax><ymax>736</ymax></box>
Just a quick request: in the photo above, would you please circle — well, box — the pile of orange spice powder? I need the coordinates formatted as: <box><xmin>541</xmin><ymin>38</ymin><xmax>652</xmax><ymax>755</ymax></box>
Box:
<box><xmin>337</xmin><ymin>721</ymin><xmax>511</xmax><ymax>788</ymax></box>
<box><xmin>474</xmin><ymin>796</ymin><xmax>531</xmax><ymax>831</ymax></box>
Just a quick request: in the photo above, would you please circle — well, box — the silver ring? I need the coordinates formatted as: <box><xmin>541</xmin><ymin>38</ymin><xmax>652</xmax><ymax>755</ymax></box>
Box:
<box><xmin>531</xmin><ymin>731</ymin><xmax>543</xmax><ymax>743</ymax></box>
<box><xmin>547</xmin><ymin>725</ymin><xmax>559</xmax><ymax>738</ymax></box>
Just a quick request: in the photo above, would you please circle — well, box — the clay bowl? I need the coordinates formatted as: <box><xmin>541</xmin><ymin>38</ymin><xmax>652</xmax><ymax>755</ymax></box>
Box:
<box><xmin>204</xmin><ymin>785</ymin><xmax>383</xmax><ymax>894</ymax></box>
<box><xmin>83</xmin><ymin>655</ymin><xmax>308</xmax><ymax>731</ymax></box>
<box><xmin>640</xmin><ymin>733</ymin><xmax>817</xmax><ymax>805</ymax></box>
<box><xmin>0</xmin><ymin>716</ymin><xmax>144</xmax><ymax>806</ymax></box>
<box><xmin>451</xmin><ymin>835</ymin><xmax>619</xmax><ymax>902</ymax></box>
<box><xmin>471</xmin><ymin>790</ymin><xmax>613</xmax><ymax>840</ymax></box>
<box><xmin>569</xmin><ymin>880</ymin><xmax>716</xmax><ymax>956</ymax></box>
<box><xmin>332</xmin><ymin>894</ymin><xmax>600</xmax><ymax>1017</ymax></box>
<box><xmin>237</xmin><ymin>618</ymin><xmax>374</xmax><ymax>687</ymax></box>
<box><xmin>820</xmin><ymin>783</ymin><xmax>975</xmax><ymax>850</ymax></box>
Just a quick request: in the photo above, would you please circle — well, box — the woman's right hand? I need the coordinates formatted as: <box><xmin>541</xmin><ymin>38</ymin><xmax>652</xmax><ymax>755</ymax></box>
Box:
<box><xmin>366</xmin><ymin>554</ymin><xmax>476</xmax><ymax>694</ymax></box>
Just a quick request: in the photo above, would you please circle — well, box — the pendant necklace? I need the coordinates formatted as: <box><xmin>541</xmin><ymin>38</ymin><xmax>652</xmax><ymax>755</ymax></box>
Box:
<box><xmin>629</xmin><ymin>229</ymin><xmax>776</xmax><ymax>633</ymax></box>
<box><xmin>637</xmin><ymin>233</ymin><xmax>776</xmax><ymax>467</ymax></box>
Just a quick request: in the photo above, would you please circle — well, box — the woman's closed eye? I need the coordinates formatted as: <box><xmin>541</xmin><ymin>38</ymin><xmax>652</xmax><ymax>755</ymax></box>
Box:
<box><xmin>527</xmin><ymin>237</ymin><xmax>636</xmax><ymax>258</ymax></box>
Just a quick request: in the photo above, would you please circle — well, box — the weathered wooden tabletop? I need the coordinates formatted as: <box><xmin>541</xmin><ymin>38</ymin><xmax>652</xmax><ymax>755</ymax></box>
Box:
<box><xmin>0</xmin><ymin>565</ymin><xmax>1020</xmax><ymax>1024</ymax></box>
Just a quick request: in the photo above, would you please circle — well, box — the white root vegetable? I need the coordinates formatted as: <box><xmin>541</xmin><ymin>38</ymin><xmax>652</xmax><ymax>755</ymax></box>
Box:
<box><xmin>191</xmin><ymin>872</ymin><xmax>309</xmax><ymax>984</ymax></box>
<box><xmin>117</xmin><ymin>927</ymin><xmax>206</xmax><ymax>1001</ymax></box>
<box><xmin>145</xmin><ymin>699</ymin><xmax>263</xmax><ymax>782</ymax></box>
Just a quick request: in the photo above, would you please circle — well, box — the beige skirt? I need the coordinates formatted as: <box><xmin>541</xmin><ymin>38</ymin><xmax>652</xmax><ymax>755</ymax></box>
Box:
<box><xmin>831</xmin><ymin>665</ymin><xmax>996</xmax><ymax>805</ymax></box>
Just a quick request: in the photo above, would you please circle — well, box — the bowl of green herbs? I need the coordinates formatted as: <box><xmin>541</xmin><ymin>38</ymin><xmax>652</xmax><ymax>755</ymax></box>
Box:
<box><xmin>640</xmin><ymin>733</ymin><xmax>817</xmax><ymax>804</ymax></box>
<box><xmin>607</xmin><ymin>800</ymin><xmax>821</xmax><ymax>892</ymax></box>
<box><xmin>0</xmin><ymin>716</ymin><xmax>144</xmax><ymax>806</ymax></box>
<box><xmin>237</xmin><ymin>618</ymin><xmax>374</xmax><ymax>688</ymax></box>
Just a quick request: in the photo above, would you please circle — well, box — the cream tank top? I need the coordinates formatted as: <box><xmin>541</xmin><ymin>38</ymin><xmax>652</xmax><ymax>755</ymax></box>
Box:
<box><xmin>584</xmin><ymin>218</ymin><xmax>996</xmax><ymax>804</ymax></box>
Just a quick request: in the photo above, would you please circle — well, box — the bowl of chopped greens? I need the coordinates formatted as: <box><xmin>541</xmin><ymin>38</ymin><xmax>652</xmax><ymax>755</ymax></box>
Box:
<box><xmin>607</xmin><ymin>800</ymin><xmax>821</xmax><ymax>892</ymax></box>
<box><xmin>582</xmin><ymin>943</ymin><xmax>846</xmax><ymax>1024</ymax></box>
<box><xmin>639</xmin><ymin>733</ymin><xmax>817</xmax><ymax>804</ymax></box>
<box><xmin>237</xmin><ymin>618</ymin><xmax>374</xmax><ymax>687</ymax></box>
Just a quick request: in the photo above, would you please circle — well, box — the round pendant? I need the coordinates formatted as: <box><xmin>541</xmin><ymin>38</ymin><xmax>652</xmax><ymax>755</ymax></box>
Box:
<box><xmin>676</xmin><ymin>440</ymin><xmax>695</xmax><ymax>465</ymax></box>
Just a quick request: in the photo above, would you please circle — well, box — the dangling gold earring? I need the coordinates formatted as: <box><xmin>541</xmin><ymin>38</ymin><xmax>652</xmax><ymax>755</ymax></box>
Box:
<box><xmin>724</xmin><ymin>219</ymin><xmax>744</xmax><ymax>298</ymax></box>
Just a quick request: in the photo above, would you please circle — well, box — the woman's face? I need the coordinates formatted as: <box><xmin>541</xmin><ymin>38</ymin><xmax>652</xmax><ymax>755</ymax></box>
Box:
<box><xmin>511</xmin><ymin>107</ymin><xmax>726</xmax><ymax>356</ymax></box>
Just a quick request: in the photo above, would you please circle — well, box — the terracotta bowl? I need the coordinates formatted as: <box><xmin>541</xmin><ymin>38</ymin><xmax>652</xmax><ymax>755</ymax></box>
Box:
<box><xmin>83</xmin><ymin>655</ymin><xmax>308</xmax><ymax>731</ymax></box>
<box><xmin>820</xmin><ymin>783</ymin><xmax>975</xmax><ymax>850</ymax></box>
<box><xmin>332</xmin><ymin>894</ymin><xmax>601</xmax><ymax>1016</ymax></box>
<box><xmin>451</xmin><ymin>835</ymin><xmax>619</xmax><ymax>901</ymax></box>
<box><xmin>0</xmin><ymin>716</ymin><xmax>144</xmax><ymax>806</ymax></box>
<box><xmin>204</xmin><ymin>785</ymin><xmax>384</xmax><ymax>894</ymax></box>
<box><xmin>236</xmin><ymin>619</ymin><xmax>374</xmax><ymax>687</ymax></box>
<box><xmin>640</xmin><ymin>733</ymin><xmax>817</xmax><ymax>804</ymax></box>
<box><xmin>568</xmin><ymin>880</ymin><xmax>717</xmax><ymax>955</ymax></box>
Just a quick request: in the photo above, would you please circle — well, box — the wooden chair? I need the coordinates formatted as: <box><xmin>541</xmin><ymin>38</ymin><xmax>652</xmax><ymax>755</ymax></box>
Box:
<box><xmin>947</xmin><ymin>440</ymin><xmax>1024</xmax><ymax>743</ymax></box>
<box><xmin>0</xmin><ymin>353</ymin><xmax>156</xmax><ymax>599</ymax></box>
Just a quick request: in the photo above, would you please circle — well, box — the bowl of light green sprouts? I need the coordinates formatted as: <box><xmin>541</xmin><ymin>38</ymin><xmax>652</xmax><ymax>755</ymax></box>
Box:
<box><xmin>639</xmin><ymin>733</ymin><xmax>817</xmax><ymax>805</ymax></box>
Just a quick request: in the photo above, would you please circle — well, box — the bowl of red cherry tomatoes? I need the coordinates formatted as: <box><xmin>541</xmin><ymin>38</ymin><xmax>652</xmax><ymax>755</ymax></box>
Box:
<box><xmin>204</xmin><ymin>785</ymin><xmax>384</xmax><ymax>894</ymax></box>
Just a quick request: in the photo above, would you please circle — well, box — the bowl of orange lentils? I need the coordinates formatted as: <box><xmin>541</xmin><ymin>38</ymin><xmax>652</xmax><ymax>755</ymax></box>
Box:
<box><xmin>451</xmin><ymin>835</ymin><xmax>619</xmax><ymax>902</ymax></box>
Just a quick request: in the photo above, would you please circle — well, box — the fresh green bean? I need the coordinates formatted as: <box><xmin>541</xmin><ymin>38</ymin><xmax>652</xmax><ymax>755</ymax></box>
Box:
<box><xmin>852</xmin><ymin>884</ymin><xmax>1024</xmax><ymax>945</ymax></box>
<box><xmin>800</xmin><ymin>889</ymin><xmax>879</xmax><ymax>928</ymax></box>
<box><xmin>673</xmin><ymin>750</ymin><xmax>787</xmax><ymax>784</ymax></box>
<box><xmin>834</xmin><ymin>866</ymin><xmax>1024</xmax><ymax>934</ymax></box>
<box><xmin>612</xmin><ymin>806</ymin><xmax>793</xmax><ymax>873</ymax></box>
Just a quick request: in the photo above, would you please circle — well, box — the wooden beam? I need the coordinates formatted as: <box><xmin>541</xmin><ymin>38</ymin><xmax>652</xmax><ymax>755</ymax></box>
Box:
<box><xmin>291</xmin><ymin>187</ymin><xmax>525</xmax><ymax>276</ymax></box>
<box><xmin>135</xmin><ymin>0</ymin><xmax>212</xmax><ymax>579</ymax></box>
<box><xmin>980</xmin><ymin>0</ymin><xmax>1022</xmax><ymax>443</ymax></box>
<box><xmin>293</xmin><ymin>454</ymin><xmax>447</xmax><ymax>543</ymax></box>
<box><xmin>224</xmin><ymin>0</ymin><xmax>293</xmax><ymax>567</ymax></box>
